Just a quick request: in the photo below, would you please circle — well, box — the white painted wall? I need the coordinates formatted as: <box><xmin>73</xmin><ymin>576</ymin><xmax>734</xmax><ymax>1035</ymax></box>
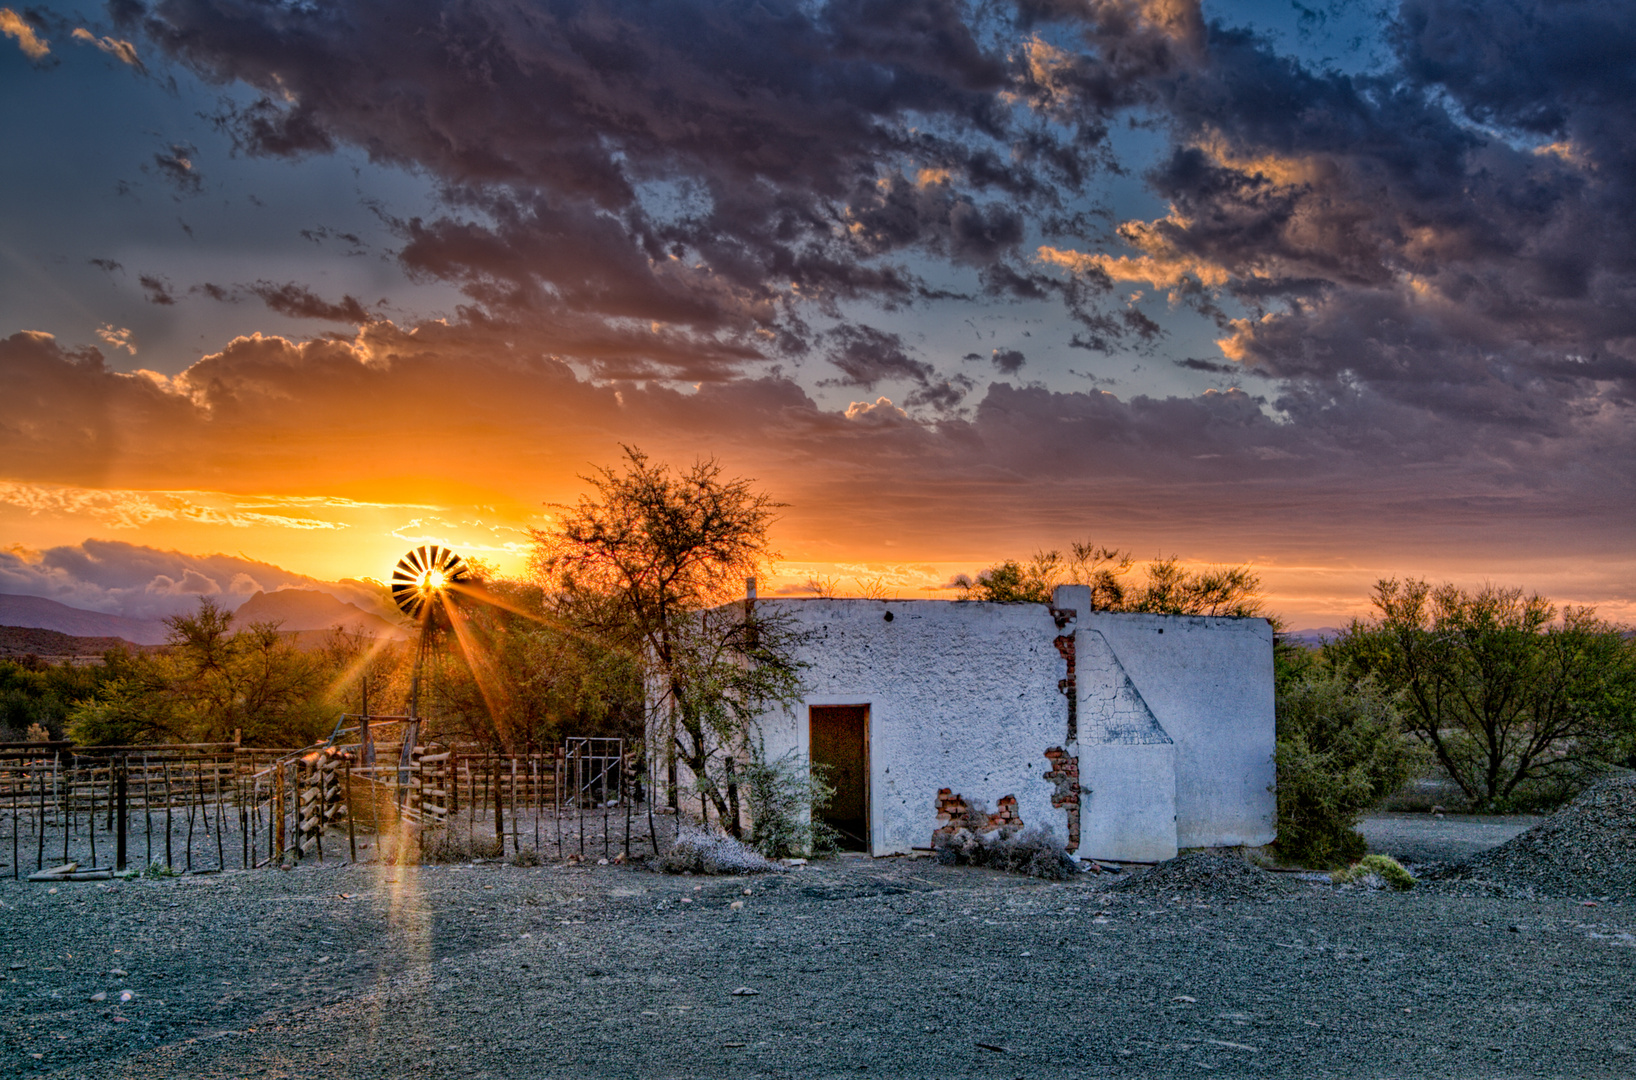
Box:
<box><xmin>1079</xmin><ymin>742</ymin><xmax>1178</xmax><ymax>862</ymax></box>
<box><xmin>756</xmin><ymin>599</ymin><xmax>1071</xmax><ymax>855</ymax></box>
<box><xmin>1072</xmin><ymin>626</ymin><xmax>1179</xmax><ymax>861</ymax></box>
<box><xmin>1060</xmin><ymin>591</ymin><xmax>1275</xmax><ymax>849</ymax></box>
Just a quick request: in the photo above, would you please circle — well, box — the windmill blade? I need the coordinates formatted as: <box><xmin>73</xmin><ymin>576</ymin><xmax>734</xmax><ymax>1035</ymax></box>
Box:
<box><xmin>391</xmin><ymin>545</ymin><xmax>473</xmax><ymax>617</ymax></box>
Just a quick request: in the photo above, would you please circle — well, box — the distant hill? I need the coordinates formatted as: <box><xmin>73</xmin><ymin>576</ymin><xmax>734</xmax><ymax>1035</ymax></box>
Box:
<box><xmin>1283</xmin><ymin>627</ymin><xmax>1343</xmax><ymax>649</ymax></box>
<box><xmin>0</xmin><ymin>594</ymin><xmax>169</xmax><ymax>645</ymax></box>
<box><xmin>231</xmin><ymin>589</ymin><xmax>405</xmax><ymax>640</ymax></box>
<box><xmin>0</xmin><ymin>625</ymin><xmax>143</xmax><ymax>661</ymax></box>
<box><xmin>0</xmin><ymin>618</ymin><xmax>156</xmax><ymax>661</ymax></box>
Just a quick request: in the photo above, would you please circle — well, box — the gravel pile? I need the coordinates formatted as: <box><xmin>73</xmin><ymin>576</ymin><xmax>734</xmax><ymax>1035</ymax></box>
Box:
<box><xmin>1110</xmin><ymin>849</ymin><xmax>1309</xmax><ymax>903</ymax></box>
<box><xmin>1435</xmin><ymin>771</ymin><xmax>1636</xmax><ymax>899</ymax></box>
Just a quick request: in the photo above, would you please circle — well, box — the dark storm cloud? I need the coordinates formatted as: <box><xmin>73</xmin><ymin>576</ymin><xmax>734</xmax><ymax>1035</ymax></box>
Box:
<box><xmin>247</xmin><ymin>282</ymin><xmax>371</xmax><ymax>324</ymax></box>
<box><xmin>137</xmin><ymin>273</ymin><xmax>176</xmax><ymax>305</ymax></box>
<box><xmin>976</xmin><ymin>0</ymin><xmax>1636</xmax><ymax>477</ymax></box>
<box><xmin>88</xmin><ymin>258</ymin><xmax>123</xmax><ymax>275</ymax></box>
<box><xmin>118</xmin><ymin>0</ymin><xmax>1119</xmax><ymax>373</ymax></box>
<box><xmin>991</xmin><ymin>347</ymin><xmax>1026</xmax><ymax>374</ymax></box>
<box><xmin>823</xmin><ymin>324</ymin><xmax>936</xmax><ymax>389</ymax></box>
<box><xmin>80</xmin><ymin>0</ymin><xmax>1636</xmax><ymax>554</ymax></box>
<box><xmin>150</xmin><ymin>142</ymin><xmax>202</xmax><ymax>194</ymax></box>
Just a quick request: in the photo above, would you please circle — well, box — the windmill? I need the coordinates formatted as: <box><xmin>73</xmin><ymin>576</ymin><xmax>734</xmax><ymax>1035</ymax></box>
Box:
<box><xmin>386</xmin><ymin>545</ymin><xmax>474</xmax><ymax>784</ymax></box>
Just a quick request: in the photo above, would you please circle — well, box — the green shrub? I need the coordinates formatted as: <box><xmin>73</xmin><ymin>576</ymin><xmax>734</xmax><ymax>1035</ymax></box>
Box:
<box><xmin>1331</xmin><ymin>854</ymin><xmax>1415</xmax><ymax>891</ymax></box>
<box><xmin>740</xmin><ymin>746</ymin><xmax>839</xmax><ymax>858</ymax></box>
<box><xmin>1275</xmin><ymin>667</ymin><xmax>1410</xmax><ymax>868</ymax></box>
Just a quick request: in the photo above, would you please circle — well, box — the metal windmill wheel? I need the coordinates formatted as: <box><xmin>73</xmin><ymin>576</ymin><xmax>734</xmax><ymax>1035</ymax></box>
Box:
<box><xmin>385</xmin><ymin>544</ymin><xmax>472</xmax><ymax>787</ymax></box>
<box><xmin>390</xmin><ymin>544</ymin><xmax>472</xmax><ymax>621</ymax></box>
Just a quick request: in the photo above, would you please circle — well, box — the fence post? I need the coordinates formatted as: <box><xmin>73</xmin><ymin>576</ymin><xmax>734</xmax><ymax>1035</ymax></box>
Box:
<box><xmin>273</xmin><ymin>764</ymin><xmax>285</xmax><ymax>864</ymax></box>
<box><xmin>346</xmin><ymin>757</ymin><xmax>357</xmax><ymax>863</ymax></box>
<box><xmin>115</xmin><ymin>760</ymin><xmax>128</xmax><ymax>872</ymax></box>
<box><xmin>36</xmin><ymin>760</ymin><xmax>46</xmax><ymax>871</ymax></box>
<box><xmin>510</xmin><ymin>757</ymin><xmax>519</xmax><ymax>856</ymax></box>
<box><xmin>142</xmin><ymin>753</ymin><xmax>152</xmax><ymax>868</ymax></box>
<box><xmin>213</xmin><ymin>759</ymin><xmax>226</xmax><ymax>870</ymax></box>
<box><xmin>11</xmin><ymin>763</ymin><xmax>18</xmax><ymax>879</ymax></box>
<box><xmin>88</xmin><ymin>761</ymin><xmax>98</xmax><ymax>869</ymax></box>
<box><xmin>163</xmin><ymin>760</ymin><xmax>174</xmax><ymax>870</ymax></box>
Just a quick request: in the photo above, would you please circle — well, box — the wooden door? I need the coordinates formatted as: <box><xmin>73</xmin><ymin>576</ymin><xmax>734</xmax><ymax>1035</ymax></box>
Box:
<box><xmin>809</xmin><ymin>705</ymin><xmax>868</xmax><ymax>851</ymax></box>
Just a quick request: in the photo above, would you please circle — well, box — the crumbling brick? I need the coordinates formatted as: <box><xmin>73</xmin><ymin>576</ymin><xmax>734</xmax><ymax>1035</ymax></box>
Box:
<box><xmin>1053</xmin><ymin>633</ymin><xmax>1077</xmax><ymax>743</ymax></box>
<box><xmin>931</xmin><ymin>789</ymin><xmax>1024</xmax><ymax>845</ymax></box>
<box><xmin>989</xmin><ymin>794</ymin><xmax>1020</xmax><ymax>828</ymax></box>
<box><xmin>1042</xmin><ymin>747</ymin><xmax>1081</xmax><ymax>849</ymax></box>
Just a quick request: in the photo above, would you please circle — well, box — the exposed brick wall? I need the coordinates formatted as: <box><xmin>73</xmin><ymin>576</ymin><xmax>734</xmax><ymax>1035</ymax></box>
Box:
<box><xmin>1052</xmin><ymin>631</ymin><xmax>1077</xmax><ymax>743</ymax></box>
<box><xmin>1042</xmin><ymin>747</ymin><xmax>1081</xmax><ymax>849</ymax></box>
<box><xmin>932</xmin><ymin>788</ymin><xmax>1023</xmax><ymax>844</ymax></box>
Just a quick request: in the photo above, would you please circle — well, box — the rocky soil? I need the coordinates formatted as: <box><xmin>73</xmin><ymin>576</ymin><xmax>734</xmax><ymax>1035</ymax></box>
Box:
<box><xmin>1</xmin><ymin>795</ymin><xmax>1631</xmax><ymax>1079</ymax></box>
<box><xmin>1432</xmin><ymin>771</ymin><xmax>1636</xmax><ymax>900</ymax></box>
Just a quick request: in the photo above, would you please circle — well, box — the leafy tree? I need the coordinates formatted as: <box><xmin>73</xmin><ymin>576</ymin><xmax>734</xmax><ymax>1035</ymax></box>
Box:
<box><xmin>0</xmin><ymin>657</ymin><xmax>115</xmax><ymax>742</ymax></box>
<box><xmin>420</xmin><ymin>577</ymin><xmax>643</xmax><ymax>754</ymax></box>
<box><xmin>530</xmin><ymin>447</ymin><xmax>806</xmax><ymax>835</ymax></box>
<box><xmin>1274</xmin><ymin>647</ymin><xmax>1411</xmax><ymax>867</ymax></box>
<box><xmin>958</xmin><ymin>541</ymin><xmax>1270</xmax><ymax>620</ymax></box>
<box><xmin>69</xmin><ymin>598</ymin><xmax>335</xmax><ymax>746</ymax></box>
<box><xmin>1330</xmin><ymin>579</ymin><xmax>1636</xmax><ymax>809</ymax></box>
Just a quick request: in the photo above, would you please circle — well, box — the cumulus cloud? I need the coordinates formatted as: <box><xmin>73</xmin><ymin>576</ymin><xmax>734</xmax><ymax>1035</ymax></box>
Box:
<box><xmin>95</xmin><ymin>325</ymin><xmax>136</xmax><ymax>355</ymax></box>
<box><xmin>71</xmin><ymin>26</ymin><xmax>144</xmax><ymax>71</ymax></box>
<box><xmin>0</xmin><ymin>539</ymin><xmax>383</xmax><ymax>620</ymax></box>
<box><xmin>0</xmin><ymin>8</ymin><xmax>47</xmax><ymax>60</ymax></box>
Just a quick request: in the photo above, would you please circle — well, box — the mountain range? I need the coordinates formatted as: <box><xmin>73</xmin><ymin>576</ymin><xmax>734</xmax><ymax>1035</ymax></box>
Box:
<box><xmin>0</xmin><ymin>594</ymin><xmax>170</xmax><ymax>645</ymax></box>
<box><xmin>0</xmin><ymin>590</ymin><xmax>404</xmax><ymax>647</ymax></box>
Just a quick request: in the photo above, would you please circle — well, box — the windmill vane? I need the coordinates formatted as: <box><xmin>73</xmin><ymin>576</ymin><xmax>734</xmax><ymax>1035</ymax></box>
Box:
<box><xmin>390</xmin><ymin>545</ymin><xmax>472</xmax><ymax>618</ymax></box>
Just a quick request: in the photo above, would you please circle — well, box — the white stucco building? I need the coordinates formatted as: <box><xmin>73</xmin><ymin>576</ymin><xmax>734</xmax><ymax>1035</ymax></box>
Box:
<box><xmin>719</xmin><ymin>584</ymin><xmax>1275</xmax><ymax>862</ymax></box>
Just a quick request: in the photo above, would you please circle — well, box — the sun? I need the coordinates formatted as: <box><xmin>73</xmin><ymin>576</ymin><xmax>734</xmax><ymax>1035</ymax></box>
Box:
<box><xmin>390</xmin><ymin>545</ymin><xmax>473</xmax><ymax>619</ymax></box>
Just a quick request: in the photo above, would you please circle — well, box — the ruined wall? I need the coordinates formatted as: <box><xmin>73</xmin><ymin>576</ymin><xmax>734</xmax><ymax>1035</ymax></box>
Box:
<box><xmin>1060</xmin><ymin>591</ymin><xmax>1275</xmax><ymax>849</ymax></box>
<box><xmin>1072</xmin><ymin>626</ymin><xmax>1179</xmax><ymax>862</ymax></box>
<box><xmin>756</xmin><ymin>599</ymin><xmax>1068</xmax><ymax>856</ymax></box>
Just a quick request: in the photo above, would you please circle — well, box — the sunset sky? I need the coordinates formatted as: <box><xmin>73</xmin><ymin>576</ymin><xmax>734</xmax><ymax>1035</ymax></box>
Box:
<box><xmin>2</xmin><ymin>0</ymin><xmax>1632</xmax><ymax>629</ymax></box>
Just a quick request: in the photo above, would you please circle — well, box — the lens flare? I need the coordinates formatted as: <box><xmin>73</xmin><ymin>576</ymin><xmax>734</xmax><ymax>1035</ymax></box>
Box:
<box><xmin>390</xmin><ymin>545</ymin><xmax>471</xmax><ymax>619</ymax></box>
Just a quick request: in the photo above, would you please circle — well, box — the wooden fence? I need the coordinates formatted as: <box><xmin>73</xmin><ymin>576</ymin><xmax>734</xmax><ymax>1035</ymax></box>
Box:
<box><xmin>0</xmin><ymin>735</ymin><xmax>662</xmax><ymax>877</ymax></box>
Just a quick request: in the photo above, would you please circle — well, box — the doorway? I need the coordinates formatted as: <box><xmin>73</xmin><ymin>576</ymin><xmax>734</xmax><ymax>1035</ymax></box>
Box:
<box><xmin>809</xmin><ymin>705</ymin><xmax>869</xmax><ymax>851</ymax></box>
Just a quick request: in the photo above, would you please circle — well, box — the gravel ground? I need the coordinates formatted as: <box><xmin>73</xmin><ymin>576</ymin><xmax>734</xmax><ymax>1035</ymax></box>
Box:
<box><xmin>3</xmin><ymin>836</ymin><xmax>1633</xmax><ymax>1079</ymax></box>
<box><xmin>1358</xmin><ymin>812</ymin><xmax>1543</xmax><ymax>868</ymax></box>
<box><xmin>1433</xmin><ymin>772</ymin><xmax>1636</xmax><ymax>900</ymax></box>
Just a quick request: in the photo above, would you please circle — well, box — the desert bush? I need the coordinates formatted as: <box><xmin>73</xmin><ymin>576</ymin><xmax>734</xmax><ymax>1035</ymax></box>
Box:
<box><xmin>741</xmin><ymin>747</ymin><xmax>839</xmax><ymax>858</ymax></box>
<box><xmin>1330</xmin><ymin>580</ymin><xmax>1636</xmax><ymax>809</ymax></box>
<box><xmin>1331</xmin><ymin>854</ymin><xmax>1415</xmax><ymax>891</ymax></box>
<box><xmin>1275</xmin><ymin>668</ymin><xmax>1410</xmax><ymax>868</ymax></box>
<box><xmin>658</xmin><ymin>825</ymin><xmax>782</xmax><ymax>875</ymax></box>
<box><xmin>933</xmin><ymin>822</ymin><xmax>1077</xmax><ymax>880</ymax></box>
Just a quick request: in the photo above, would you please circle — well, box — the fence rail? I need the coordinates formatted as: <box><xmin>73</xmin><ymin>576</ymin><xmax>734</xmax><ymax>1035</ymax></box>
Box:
<box><xmin>0</xmin><ymin>731</ymin><xmax>663</xmax><ymax>878</ymax></box>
